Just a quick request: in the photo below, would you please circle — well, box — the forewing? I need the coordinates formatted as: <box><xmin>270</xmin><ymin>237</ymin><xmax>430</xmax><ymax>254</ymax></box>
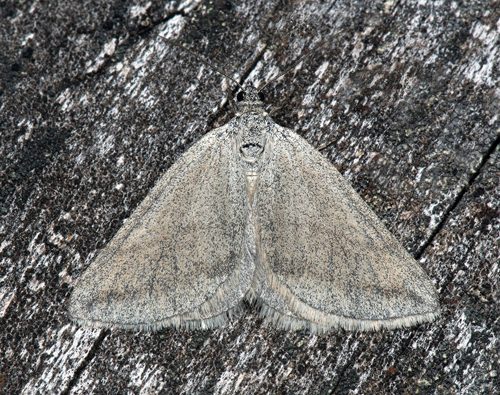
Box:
<box><xmin>257</xmin><ymin>125</ymin><xmax>440</xmax><ymax>331</ymax></box>
<box><xmin>69</xmin><ymin>126</ymin><xmax>247</xmax><ymax>330</ymax></box>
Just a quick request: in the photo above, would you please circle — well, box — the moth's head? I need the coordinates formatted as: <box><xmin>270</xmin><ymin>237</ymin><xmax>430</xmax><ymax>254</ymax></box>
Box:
<box><xmin>235</xmin><ymin>86</ymin><xmax>266</xmax><ymax>115</ymax></box>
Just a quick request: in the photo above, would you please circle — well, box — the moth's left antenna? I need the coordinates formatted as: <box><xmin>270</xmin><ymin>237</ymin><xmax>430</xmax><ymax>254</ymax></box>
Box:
<box><xmin>160</xmin><ymin>36</ymin><xmax>245</xmax><ymax>93</ymax></box>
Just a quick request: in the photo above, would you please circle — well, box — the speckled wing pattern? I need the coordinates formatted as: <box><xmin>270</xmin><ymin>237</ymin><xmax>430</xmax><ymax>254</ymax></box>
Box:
<box><xmin>69</xmin><ymin>125</ymin><xmax>248</xmax><ymax>330</ymax></box>
<box><xmin>70</xmin><ymin>89</ymin><xmax>440</xmax><ymax>333</ymax></box>
<box><xmin>255</xmin><ymin>125</ymin><xmax>440</xmax><ymax>332</ymax></box>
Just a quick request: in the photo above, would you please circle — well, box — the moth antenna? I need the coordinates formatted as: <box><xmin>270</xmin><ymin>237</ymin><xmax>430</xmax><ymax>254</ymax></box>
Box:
<box><xmin>160</xmin><ymin>36</ymin><xmax>246</xmax><ymax>93</ymax></box>
<box><xmin>258</xmin><ymin>41</ymin><xmax>328</xmax><ymax>93</ymax></box>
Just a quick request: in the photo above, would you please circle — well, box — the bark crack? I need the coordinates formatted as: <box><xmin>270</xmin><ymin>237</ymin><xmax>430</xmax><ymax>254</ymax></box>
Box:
<box><xmin>416</xmin><ymin>132</ymin><xmax>500</xmax><ymax>259</ymax></box>
<box><xmin>61</xmin><ymin>330</ymin><xmax>108</xmax><ymax>395</ymax></box>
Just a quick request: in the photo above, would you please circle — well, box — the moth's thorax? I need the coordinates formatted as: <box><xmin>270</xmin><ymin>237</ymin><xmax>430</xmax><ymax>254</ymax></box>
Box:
<box><xmin>233</xmin><ymin>112</ymin><xmax>271</xmax><ymax>169</ymax></box>
<box><xmin>233</xmin><ymin>87</ymin><xmax>269</xmax><ymax>164</ymax></box>
<box><xmin>232</xmin><ymin>104</ymin><xmax>272</xmax><ymax>205</ymax></box>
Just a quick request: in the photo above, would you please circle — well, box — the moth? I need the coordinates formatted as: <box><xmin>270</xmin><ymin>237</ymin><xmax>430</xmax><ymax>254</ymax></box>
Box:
<box><xmin>69</xmin><ymin>45</ymin><xmax>440</xmax><ymax>333</ymax></box>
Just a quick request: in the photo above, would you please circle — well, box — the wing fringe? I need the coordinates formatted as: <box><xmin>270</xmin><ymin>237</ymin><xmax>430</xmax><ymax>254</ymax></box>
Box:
<box><xmin>68</xmin><ymin>265</ymin><xmax>247</xmax><ymax>331</ymax></box>
<box><xmin>257</xmin><ymin>273</ymin><xmax>440</xmax><ymax>333</ymax></box>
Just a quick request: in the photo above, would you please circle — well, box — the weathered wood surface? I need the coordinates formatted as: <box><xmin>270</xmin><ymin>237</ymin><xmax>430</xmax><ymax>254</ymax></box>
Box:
<box><xmin>1</xmin><ymin>0</ymin><xmax>499</xmax><ymax>394</ymax></box>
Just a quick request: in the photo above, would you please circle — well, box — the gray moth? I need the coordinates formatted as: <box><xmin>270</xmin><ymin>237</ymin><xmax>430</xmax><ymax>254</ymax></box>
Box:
<box><xmin>69</xmin><ymin>60</ymin><xmax>440</xmax><ymax>333</ymax></box>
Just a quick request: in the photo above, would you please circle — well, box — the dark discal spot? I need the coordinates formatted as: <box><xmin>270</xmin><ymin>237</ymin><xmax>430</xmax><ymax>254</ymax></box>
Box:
<box><xmin>85</xmin><ymin>301</ymin><xmax>95</xmax><ymax>313</ymax></box>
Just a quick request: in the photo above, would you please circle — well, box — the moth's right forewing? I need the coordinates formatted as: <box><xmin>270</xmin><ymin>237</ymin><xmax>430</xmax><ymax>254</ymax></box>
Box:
<box><xmin>69</xmin><ymin>125</ymin><xmax>248</xmax><ymax>330</ymax></box>
<box><xmin>256</xmin><ymin>125</ymin><xmax>440</xmax><ymax>332</ymax></box>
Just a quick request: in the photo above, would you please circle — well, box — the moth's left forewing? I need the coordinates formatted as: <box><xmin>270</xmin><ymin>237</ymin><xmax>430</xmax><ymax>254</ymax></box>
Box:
<box><xmin>69</xmin><ymin>125</ymin><xmax>249</xmax><ymax>330</ymax></box>
<box><xmin>255</xmin><ymin>124</ymin><xmax>440</xmax><ymax>332</ymax></box>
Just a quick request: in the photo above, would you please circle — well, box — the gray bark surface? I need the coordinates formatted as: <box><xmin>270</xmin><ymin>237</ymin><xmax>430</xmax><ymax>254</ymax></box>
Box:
<box><xmin>0</xmin><ymin>0</ymin><xmax>498</xmax><ymax>394</ymax></box>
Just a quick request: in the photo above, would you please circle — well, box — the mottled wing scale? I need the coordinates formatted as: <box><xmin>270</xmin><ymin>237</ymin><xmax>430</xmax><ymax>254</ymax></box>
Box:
<box><xmin>255</xmin><ymin>125</ymin><xmax>440</xmax><ymax>332</ymax></box>
<box><xmin>70</xmin><ymin>83</ymin><xmax>440</xmax><ymax>333</ymax></box>
<box><xmin>69</xmin><ymin>126</ymin><xmax>249</xmax><ymax>330</ymax></box>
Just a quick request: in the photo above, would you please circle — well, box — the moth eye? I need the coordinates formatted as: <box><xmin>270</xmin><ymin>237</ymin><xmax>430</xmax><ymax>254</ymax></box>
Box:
<box><xmin>258</xmin><ymin>91</ymin><xmax>265</xmax><ymax>101</ymax></box>
<box><xmin>237</xmin><ymin>91</ymin><xmax>245</xmax><ymax>101</ymax></box>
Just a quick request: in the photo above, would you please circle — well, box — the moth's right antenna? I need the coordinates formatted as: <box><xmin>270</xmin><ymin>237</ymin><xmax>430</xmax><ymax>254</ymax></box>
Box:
<box><xmin>258</xmin><ymin>41</ymin><xmax>328</xmax><ymax>93</ymax></box>
<box><xmin>160</xmin><ymin>36</ymin><xmax>246</xmax><ymax>93</ymax></box>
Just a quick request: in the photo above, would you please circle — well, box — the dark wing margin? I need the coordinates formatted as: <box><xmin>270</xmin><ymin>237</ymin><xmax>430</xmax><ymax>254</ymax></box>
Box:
<box><xmin>69</xmin><ymin>125</ymin><xmax>248</xmax><ymax>330</ymax></box>
<box><xmin>256</xmin><ymin>125</ymin><xmax>440</xmax><ymax>332</ymax></box>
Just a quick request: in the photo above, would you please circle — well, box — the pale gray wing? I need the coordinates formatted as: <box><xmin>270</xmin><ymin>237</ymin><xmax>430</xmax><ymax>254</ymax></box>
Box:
<box><xmin>256</xmin><ymin>125</ymin><xmax>440</xmax><ymax>332</ymax></box>
<box><xmin>69</xmin><ymin>125</ymin><xmax>249</xmax><ymax>330</ymax></box>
